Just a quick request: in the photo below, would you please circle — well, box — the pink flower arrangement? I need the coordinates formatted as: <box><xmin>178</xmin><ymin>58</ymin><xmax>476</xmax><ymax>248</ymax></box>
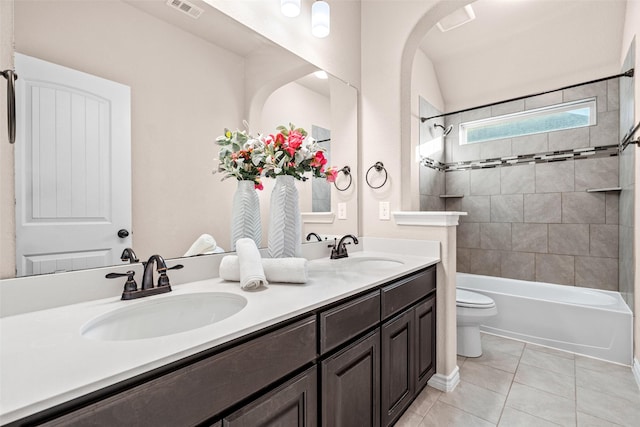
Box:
<box><xmin>262</xmin><ymin>124</ymin><xmax>337</xmax><ymax>182</ymax></box>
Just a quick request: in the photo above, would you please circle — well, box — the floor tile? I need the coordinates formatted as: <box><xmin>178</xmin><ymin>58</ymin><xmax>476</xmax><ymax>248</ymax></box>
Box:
<box><xmin>420</xmin><ymin>401</ymin><xmax>495</xmax><ymax>427</ymax></box>
<box><xmin>395</xmin><ymin>408</ymin><xmax>424</xmax><ymax>427</ymax></box>
<box><xmin>575</xmin><ymin>355</ymin><xmax>635</xmax><ymax>380</ymax></box>
<box><xmin>498</xmin><ymin>406</ymin><xmax>561</xmax><ymax>426</ymax></box>
<box><xmin>465</xmin><ymin>347</ymin><xmax>521</xmax><ymax>374</ymax></box>
<box><xmin>438</xmin><ymin>380</ymin><xmax>507</xmax><ymax>423</ymax></box>
<box><xmin>482</xmin><ymin>333</ymin><xmax>526</xmax><ymax>357</ymax></box>
<box><xmin>577</xmin><ymin>385</ymin><xmax>640</xmax><ymax>426</ymax></box>
<box><xmin>525</xmin><ymin>343</ymin><xmax>575</xmax><ymax>360</ymax></box>
<box><xmin>576</xmin><ymin>411</ymin><xmax>623</xmax><ymax>426</ymax></box>
<box><xmin>461</xmin><ymin>360</ymin><xmax>514</xmax><ymax>395</ymax></box>
<box><xmin>506</xmin><ymin>382</ymin><xmax>576</xmax><ymax>426</ymax></box>
<box><xmin>408</xmin><ymin>386</ymin><xmax>441</xmax><ymax>416</ymax></box>
<box><xmin>519</xmin><ymin>347</ymin><xmax>575</xmax><ymax>377</ymax></box>
<box><xmin>514</xmin><ymin>363</ymin><xmax>575</xmax><ymax>399</ymax></box>
<box><xmin>576</xmin><ymin>363</ymin><xmax>640</xmax><ymax>404</ymax></box>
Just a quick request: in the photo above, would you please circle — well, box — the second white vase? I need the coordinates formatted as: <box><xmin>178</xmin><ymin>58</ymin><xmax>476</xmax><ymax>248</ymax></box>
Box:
<box><xmin>268</xmin><ymin>175</ymin><xmax>301</xmax><ymax>258</ymax></box>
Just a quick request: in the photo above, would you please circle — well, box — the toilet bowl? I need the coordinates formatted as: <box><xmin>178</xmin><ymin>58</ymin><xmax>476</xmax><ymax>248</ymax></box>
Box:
<box><xmin>456</xmin><ymin>289</ymin><xmax>498</xmax><ymax>357</ymax></box>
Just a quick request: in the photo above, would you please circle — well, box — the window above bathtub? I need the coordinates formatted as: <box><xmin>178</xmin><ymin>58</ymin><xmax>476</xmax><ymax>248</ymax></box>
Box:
<box><xmin>460</xmin><ymin>98</ymin><xmax>597</xmax><ymax>145</ymax></box>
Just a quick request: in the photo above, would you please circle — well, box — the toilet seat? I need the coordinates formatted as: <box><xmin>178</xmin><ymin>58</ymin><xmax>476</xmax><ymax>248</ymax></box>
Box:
<box><xmin>456</xmin><ymin>289</ymin><xmax>496</xmax><ymax>309</ymax></box>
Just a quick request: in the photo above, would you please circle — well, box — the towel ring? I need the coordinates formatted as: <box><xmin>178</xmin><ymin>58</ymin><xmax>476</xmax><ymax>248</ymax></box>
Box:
<box><xmin>334</xmin><ymin>166</ymin><xmax>352</xmax><ymax>192</ymax></box>
<box><xmin>1</xmin><ymin>70</ymin><xmax>18</xmax><ymax>144</ymax></box>
<box><xmin>365</xmin><ymin>161</ymin><xmax>388</xmax><ymax>189</ymax></box>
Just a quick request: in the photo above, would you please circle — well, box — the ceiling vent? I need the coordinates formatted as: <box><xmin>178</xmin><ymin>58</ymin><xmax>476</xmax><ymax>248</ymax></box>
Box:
<box><xmin>166</xmin><ymin>0</ymin><xmax>203</xmax><ymax>19</ymax></box>
<box><xmin>436</xmin><ymin>5</ymin><xmax>475</xmax><ymax>32</ymax></box>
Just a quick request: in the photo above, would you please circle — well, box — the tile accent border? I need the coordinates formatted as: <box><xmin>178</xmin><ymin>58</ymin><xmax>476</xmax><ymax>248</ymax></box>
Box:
<box><xmin>428</xmin><ymin>366</ymin><xmax>460</xmax><ymax>392</ymax></box>
<box><xmin>420</xmin><ymin>144</ymin><xmax>619</xmax><ymax>172</ymax></box>
<box><xmin>633</xmin><ymin>357</ymin><xmax>640</xmax><ymax>389</ymax></box>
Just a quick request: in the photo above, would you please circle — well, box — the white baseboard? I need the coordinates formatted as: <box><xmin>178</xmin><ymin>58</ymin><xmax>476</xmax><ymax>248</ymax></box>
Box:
<box><xmin>427</xmin><ymin>366</ymin><xmax>460</xmax><ymax>392</ymax></box>
<box><xmin>633</xmin><ymin>358</ymin><xmax>640</xmax><ymax>389</ymax></box>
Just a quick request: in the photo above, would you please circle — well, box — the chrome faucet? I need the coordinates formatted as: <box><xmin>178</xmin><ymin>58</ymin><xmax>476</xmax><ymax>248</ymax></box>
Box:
<box><xmin>106</xmin><ymin>254</ymin><xmax>183</xmax><ymax>300</ymax></box>
<box><xmin>329</xmin><ymin>234</ymin><xmax>359</xmax><ymax>259</ymax></box>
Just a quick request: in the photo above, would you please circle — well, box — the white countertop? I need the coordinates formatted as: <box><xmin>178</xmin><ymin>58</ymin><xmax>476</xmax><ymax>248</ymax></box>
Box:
<box><xmin>0</xmin><ymin>249</ymin><xmax>439</xmax><ymax>424</ymax></box>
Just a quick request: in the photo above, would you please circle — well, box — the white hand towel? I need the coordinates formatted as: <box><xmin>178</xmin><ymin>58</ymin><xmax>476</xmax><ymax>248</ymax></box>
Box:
<box><xmin>235</xmin><ymin>238</ymin><xmax>268</xmax><ymax>291</ymax></box>
<box><xmin>219</xmin><ymin>256</ymin><xmax>308</xmax><ymax>284</ymax></box>
<box><xmin>183</xmin><ymin>234</ymin><xmax>218</xmax><ymax>257</ymax></box>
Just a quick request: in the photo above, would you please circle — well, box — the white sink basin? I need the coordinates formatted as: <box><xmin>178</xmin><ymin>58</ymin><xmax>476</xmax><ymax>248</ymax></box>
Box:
<box><xmin>335</xmin><ymin>256</ymin><xmax>405</xmax><ymax>270</ymax></box>
<box><xmin>81</xmin><ymin>292</ymin><xmax>247</xmax><ymax>341</ymax></box>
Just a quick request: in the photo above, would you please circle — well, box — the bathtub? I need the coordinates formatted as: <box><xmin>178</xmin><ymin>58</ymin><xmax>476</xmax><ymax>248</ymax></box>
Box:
<box><xmin>457</xmin><ymin>273</ymin><xmax>633</xmax><ymax>365</ymax></box>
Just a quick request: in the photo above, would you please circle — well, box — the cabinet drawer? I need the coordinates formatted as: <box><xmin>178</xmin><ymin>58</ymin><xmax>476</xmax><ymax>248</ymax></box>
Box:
<box><xmin>381</xmin><ymin>267</ymin><xmax>435</xmax><ymax>320</ymax></box>
<box><xmin>43</xmin><ymin>316</ymin><xmax>317</xmax><ymax>427</ymax></box>
<box><xmin>319</xmin><ymin>290</ymin><xmax>380</xmax><ymax>354</ymax></box>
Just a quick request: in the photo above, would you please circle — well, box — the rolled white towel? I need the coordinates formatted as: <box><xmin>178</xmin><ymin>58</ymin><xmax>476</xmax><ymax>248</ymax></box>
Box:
<box><xmin>183</xmin><ymin>234</ymin><xmax>218</xmax><ymax>257</ymax></box>
<box><xmin>219</xmin><ymin>256</ymin><xmax>308</xmax><ymax>284</ymax></box>
<box><xmin>235</xmin><ymin>238</ymin><xmax>268</xmax><ymax>291</ymax></box>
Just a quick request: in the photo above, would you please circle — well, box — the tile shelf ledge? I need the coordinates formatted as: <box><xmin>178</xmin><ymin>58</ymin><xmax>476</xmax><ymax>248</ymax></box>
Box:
<box><xmin>439</xmin><ymin>194</ymin><xmax>464</xmax><ymax>198</ymax></box>
<box><xmin>585</xmin><ymin>187</ymin><xmax>622</xmax><ymax>193</ymax></box>
<box><xmin>300</xmin><ymin>212</ymin><xmax>335</xmax><ymax>224</ymax></box>
<box><xmin>392</xmin><ymin>211</ymin><xmax>467</xmax><ymax>227</ymax></box>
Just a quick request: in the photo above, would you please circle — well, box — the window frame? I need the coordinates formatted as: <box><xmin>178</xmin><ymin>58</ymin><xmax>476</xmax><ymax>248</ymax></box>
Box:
<box><xmin>459</xmin><ymin>97</ymin><xmax>597</xmax><ymax>145</ymax></box>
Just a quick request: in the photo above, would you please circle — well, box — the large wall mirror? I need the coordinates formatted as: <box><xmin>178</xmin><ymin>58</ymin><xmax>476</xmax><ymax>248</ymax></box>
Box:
<box><xmin>5</xmin><ymin>0</ymin><xmax>358</xmax><ymax>278</ymax></box>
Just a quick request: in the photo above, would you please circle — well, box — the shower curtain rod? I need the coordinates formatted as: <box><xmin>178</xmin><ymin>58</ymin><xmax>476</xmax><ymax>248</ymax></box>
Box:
<box><xmin>420</xmin><ymin>68</ymin><xmax>635</xmax><ymax>123</ymax></box>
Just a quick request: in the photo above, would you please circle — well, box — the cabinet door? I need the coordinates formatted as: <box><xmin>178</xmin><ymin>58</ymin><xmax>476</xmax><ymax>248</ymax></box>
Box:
<box><xmin>223</xmin><ymin>367</ymin><xmax>317</xmax><ymax>427</ymax></box>
<box><xmin>414</xmin><ymin>296</ymin><xmax>436</xmax><ymax>393</ymax></box>
<box><xmin>381</xmin><ymin>309</ymin><xmax>414</xmax><ymax>427</ymax></box>
<box><xmin>321</xmin><ymin>331</ymin><xmax>380</xmax><ymax>427</ymax></box>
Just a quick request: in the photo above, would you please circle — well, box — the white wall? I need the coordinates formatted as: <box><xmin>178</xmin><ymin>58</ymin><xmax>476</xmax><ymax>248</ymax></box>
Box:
<box><xmin>410</xmin><ymin>49</ymin><xmax>444</xmax><ymax>210</ymax></box>
<box><xmin>205</xmin><ymin>0</ymin><xmax>361</xmax><ymax>88</ymax></box>
<box><xmin>14</xmin><ymin>0</ymin><xmax>245</xmax><ymax>259</ymax></box>
<box><xmin>620</xmin><ymin>0</ymin><xmax>640</xmax><ymax>363</ymax></box>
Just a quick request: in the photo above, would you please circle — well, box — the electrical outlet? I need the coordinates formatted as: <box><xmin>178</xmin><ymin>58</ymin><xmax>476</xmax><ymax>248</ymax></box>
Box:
<box><xmin>379</xmin><ymin>201</ymin><xmax>390</xmax><ymax>220</ymax></box>
<box><xmin>337</xmin><ymin>203</ymin><xmax>347</xmax><ymax>220</ymax></box>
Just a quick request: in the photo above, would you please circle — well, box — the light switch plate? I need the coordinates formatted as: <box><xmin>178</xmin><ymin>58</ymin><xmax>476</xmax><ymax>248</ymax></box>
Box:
<box><xmin>379</xmin><ymin>201</ymin><xmax>390</xmax><ymax>220</ymax></box>
<box><xmin>338</xmin><ymin>203</ymin><xmax>347</xmax><ymax>220</ymax></box>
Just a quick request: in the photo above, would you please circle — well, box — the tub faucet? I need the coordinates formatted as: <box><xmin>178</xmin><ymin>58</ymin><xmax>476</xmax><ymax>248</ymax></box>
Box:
<box><xmin>329</xmin><ymin>234</ymin><xmax>359</xmax><ymax>259</ymax></box>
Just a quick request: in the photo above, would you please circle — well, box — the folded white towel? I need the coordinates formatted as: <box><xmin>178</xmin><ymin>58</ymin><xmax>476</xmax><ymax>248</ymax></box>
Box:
<box><xmin>235</xmin><ymin>238</ymin><xmax>268</xmax><ymax>291</ymax></box>
<box><xmin>219</xmin><ymin>256</ymin><xmax>308</xmax><ymax>284</ymax></box>
<box><xmin>183</xmin><ymin>234</ymin><xmax>218</xmax><ymax>257</ymax></box>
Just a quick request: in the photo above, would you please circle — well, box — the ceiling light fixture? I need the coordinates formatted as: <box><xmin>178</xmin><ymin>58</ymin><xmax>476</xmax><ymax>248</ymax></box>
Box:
<box><xmin>311</xmin><ymin>0</ymin><xmax>330</xmax><ymax>38</ymax></box>
<box><xmin>281</xmin><ymin>0</ymin><xmax>301</xmax><ymax>17</ymax></box>
<box><xmin>313</xmin><ymin>70</ymin><xmax>328</xmax><ymax>79</ymax></box>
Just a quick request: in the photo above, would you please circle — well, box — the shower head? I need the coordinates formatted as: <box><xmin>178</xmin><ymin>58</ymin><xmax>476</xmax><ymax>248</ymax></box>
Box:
<box><xmin>434</xmin><ymin>123</ymin><xmax>453</xmax><ymax>136</ymax></box>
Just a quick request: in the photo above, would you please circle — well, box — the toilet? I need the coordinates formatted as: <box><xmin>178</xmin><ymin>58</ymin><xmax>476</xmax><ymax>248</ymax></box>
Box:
<box><xmin>456</xmin><ymin>289</ymin><xmax>498</xmax><ymax>357</ymax></box>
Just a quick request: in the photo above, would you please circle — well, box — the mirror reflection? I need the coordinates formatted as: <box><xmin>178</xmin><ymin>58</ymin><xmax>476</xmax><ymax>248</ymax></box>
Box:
<box><xmin>6</xmin><ymin>0</ymin><xmax>358</xmax><ymax>278</ymax></box>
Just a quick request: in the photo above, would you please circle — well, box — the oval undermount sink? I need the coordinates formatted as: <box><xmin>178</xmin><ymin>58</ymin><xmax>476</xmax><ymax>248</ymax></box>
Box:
<box><xmin>81</xmin><ymin>292</ymin><xmax>247</xmax><ymax>341</ymax></box>
<box><xmin>337</xmin><ymin>256</ymin><xmax>404</xmax><ymax>269</ymax></box>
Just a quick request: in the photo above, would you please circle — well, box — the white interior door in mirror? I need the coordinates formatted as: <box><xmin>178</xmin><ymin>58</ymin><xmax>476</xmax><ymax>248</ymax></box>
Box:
<box><xmin>14</xmin><ymin>53</ymin><xmax>131</xmax><ymax>277</ymax></box>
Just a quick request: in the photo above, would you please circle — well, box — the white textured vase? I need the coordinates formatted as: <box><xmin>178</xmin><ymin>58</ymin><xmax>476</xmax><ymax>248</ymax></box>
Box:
<box><xmin>268</xmin><ymin>175</ymin><xmax>301</xmax><ymax>258</ymax></box>
<box><xmin>231</xmin><ymin>180</ymin><xmax>262</xmax><ymax>251</ymax></box>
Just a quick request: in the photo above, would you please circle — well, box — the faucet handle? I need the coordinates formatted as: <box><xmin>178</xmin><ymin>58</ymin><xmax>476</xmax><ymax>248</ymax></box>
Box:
<box><xmin>106</xmin><ymin>270</ymin><xmax>138</xmax><ymax>295</ymax></box>
<box><xmin>157</xmin><ymin>264</ymin><xmax>184</xmax><ymax>287</ymax></box>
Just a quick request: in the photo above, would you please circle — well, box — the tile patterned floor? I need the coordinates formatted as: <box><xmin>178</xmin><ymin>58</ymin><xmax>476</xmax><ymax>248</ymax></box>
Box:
<box><xmin>396</xmin><ymin>333</ymin><xmax>640</xmax><ymax>426</ymax></box>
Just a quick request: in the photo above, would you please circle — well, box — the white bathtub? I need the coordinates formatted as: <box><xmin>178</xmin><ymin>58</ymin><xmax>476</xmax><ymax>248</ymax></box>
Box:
<box><xmin>457</xmin><ymin>273</ymin><xmax>633</xmax><ymax>365</ymax></box>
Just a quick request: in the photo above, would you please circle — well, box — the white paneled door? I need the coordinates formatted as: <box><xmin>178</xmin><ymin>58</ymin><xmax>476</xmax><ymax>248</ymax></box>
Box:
<box><xmin>14</xmin><ymin>53</ymin><xmax>131</xmax><ymax>276</ymax></box>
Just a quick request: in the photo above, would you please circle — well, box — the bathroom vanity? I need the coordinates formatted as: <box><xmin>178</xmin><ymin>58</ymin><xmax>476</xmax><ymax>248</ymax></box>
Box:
<box><xmin>0</xmin><ymin>247</ymin><xmax>439</xmax><ymax>427</ymax></box>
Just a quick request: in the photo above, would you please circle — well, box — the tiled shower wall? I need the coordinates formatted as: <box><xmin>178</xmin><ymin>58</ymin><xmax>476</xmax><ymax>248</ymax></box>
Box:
<box><xmin>441</xmin><ymin>81</ymin><xmax>621</xmax><ymax>290</ymax></box>
<box><xmin>418</xmin><ymin>97</ymin><xmax>445</xmax><ymax>211</ymax></box>
<box><xmin>619</xmin><ymin>39</ymin><xmax>635</xmax><ymax>308</ymax></box>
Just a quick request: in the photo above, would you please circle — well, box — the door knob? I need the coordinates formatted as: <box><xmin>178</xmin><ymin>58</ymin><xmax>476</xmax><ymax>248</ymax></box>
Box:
<box><xmin>117</xmin><ymin>229</ymin><xmax>130</xmax><ymax>238</ymax></box>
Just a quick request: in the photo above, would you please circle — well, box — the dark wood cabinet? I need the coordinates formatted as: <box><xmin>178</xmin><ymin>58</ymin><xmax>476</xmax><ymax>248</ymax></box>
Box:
<box><xmin>380</xmin><ymin>309</ymin><xmax>415</xmax><ymax>427</ymax></box>
<box><xmin>414</xmin><ymin>296</ymin><xmax>436</xmax><ymax>393</ymax></box>
<box><xmin>29</xmin><ymin>266</ymin><xmax>437</xmax><ymax>427</ymax></box>
<box><xmin>321</xmin><ymin>331</ymin><xmax>380</xmax><ymax>427</ymax></box>
<box><xmin>223</xmin><ymin>367</ymin><xmax>317</xmax><ymax>427</ymax></box>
